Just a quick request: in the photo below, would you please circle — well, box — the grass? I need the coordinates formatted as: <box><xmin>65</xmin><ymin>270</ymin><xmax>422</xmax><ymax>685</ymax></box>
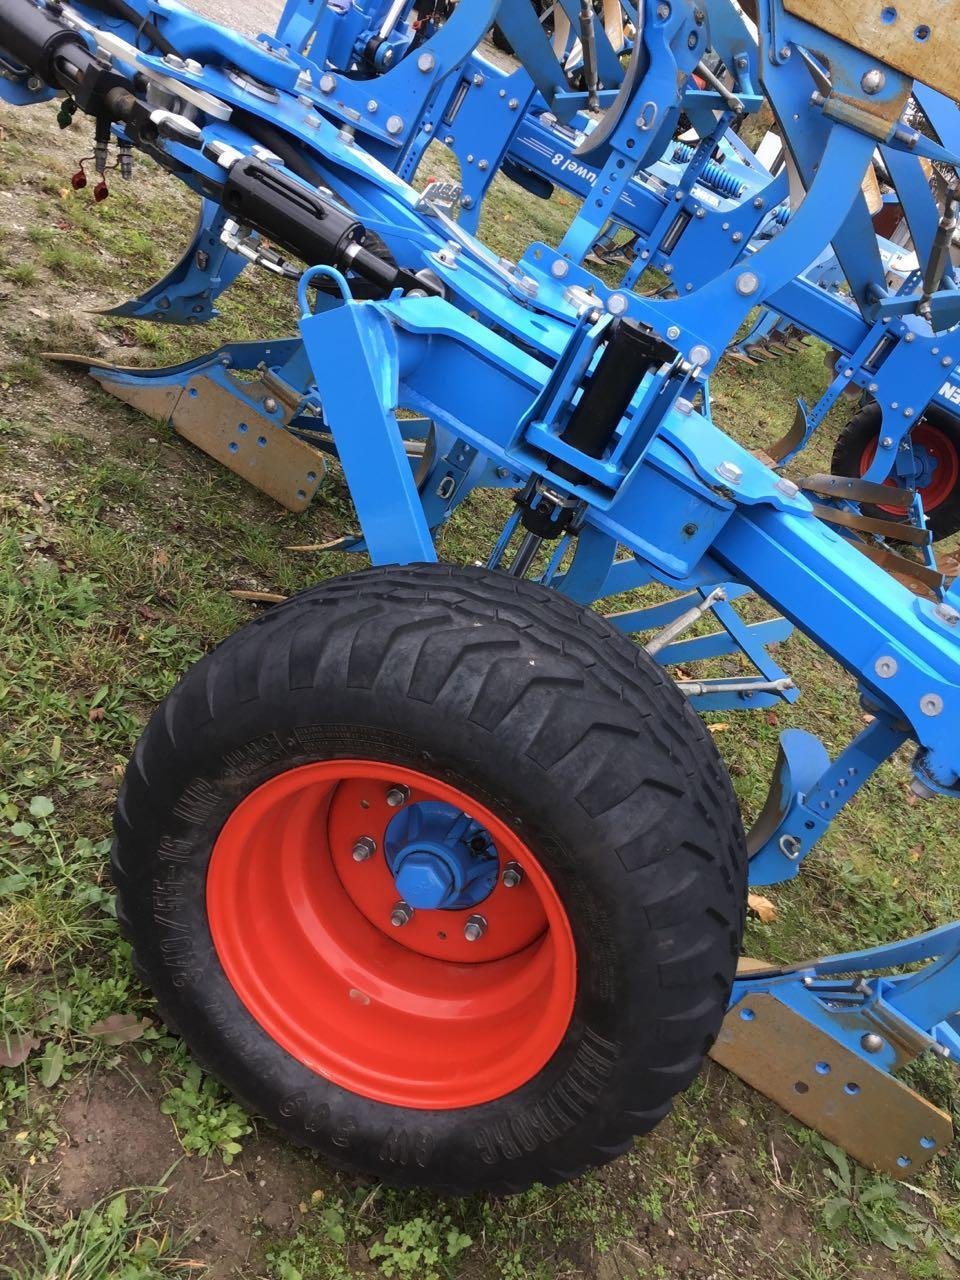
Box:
<box><xmin>0</xmin><ymin>95</ymin><xmax>959</xmax><ymax>1280</ymax></box>
<box><xmin>0</xmin><ymin>1181</ymin><xmax>199</xmax><ymax>1279</ymax></box>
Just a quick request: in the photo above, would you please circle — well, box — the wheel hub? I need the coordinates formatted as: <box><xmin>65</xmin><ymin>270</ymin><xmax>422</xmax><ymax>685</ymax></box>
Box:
<box><xmin>385</xmin><ymin>801</ymin><xmax>499</xmax><ymax>910</ymax></box>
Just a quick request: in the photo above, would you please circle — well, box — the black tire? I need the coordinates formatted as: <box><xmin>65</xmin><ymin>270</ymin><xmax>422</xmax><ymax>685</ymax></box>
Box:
<box><xmin>112</xmin><ymin>564</ymin><xmax>746</xmax><ymax>1194</ymax></box>
<box><xmin>831</xmin><ymin>401</ymin><xmax>960</xmax><ymax>541</ymax></box>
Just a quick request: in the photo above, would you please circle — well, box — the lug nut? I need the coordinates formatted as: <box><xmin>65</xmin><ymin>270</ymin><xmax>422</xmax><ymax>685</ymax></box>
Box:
<box><xmin>352</xmin><ymin>836</ymin><xmax>377</xmax><ymax>862</ymax></box>
<box><xmin>390</xmin><ymin>901</ymin><xmax>414</xmax><ymax>927</ymax></box>
<box><xmin>386</xmin><ymin>784</ymin><xmax>410</xmax><ymax>807</ymax></box>
<box><xmin>464</xmin><ymin>914</ymin><xmax>487</xmax><ymax>942</ymax></box>
<box><xmin>502</xmin><ymin>862</ymin><xmax>524</xmax><ymax>888</ymax></box>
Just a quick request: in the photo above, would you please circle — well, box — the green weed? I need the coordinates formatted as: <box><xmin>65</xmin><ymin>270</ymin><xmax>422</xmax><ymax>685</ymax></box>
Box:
<box><xmin>159</xmin><ymin>1059</ymin><xmax>251</xmax><ymax>1163</ymax></box>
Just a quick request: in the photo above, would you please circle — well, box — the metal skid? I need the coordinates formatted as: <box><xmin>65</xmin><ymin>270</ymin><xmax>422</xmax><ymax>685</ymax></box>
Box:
<box><xmin>4</xmin><ymin>0</ymin><xmax>960</xmax><ymax>1177</ymax></box>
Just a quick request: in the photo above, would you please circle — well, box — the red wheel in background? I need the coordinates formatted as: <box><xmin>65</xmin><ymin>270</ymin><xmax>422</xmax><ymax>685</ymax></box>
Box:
<box><xmin>832</xmin><ymin>402</ymin><xmax>960</xmax><ymax>541</ymax></box>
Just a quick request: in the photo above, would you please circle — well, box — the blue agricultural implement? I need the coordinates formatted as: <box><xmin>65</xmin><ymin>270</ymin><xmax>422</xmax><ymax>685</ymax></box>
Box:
<box><xmin>3</xmin><ymin>0</ymin><xmax>960</xmax><ymax>1194</ymax></box>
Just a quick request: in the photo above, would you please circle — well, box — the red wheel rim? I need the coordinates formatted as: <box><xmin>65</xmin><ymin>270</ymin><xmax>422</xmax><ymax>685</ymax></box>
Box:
<box><xmin>206</xmin><ymin>761</ymin><xmax>577</xmax><ymax>1109</ymax></box>
<box><xmin>860</xmin><ymin>422</ymin><xmax>960</xmax><ymax>515</ymax></box>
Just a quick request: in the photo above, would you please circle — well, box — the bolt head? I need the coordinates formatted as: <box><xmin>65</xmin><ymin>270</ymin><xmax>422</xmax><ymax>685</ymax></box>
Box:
<box><xmin>395</xmin><ymin>856</ymin><xmax>454</xmax><ymax>909</ymax></box>
<box><xmin>352</xmin><ymin>836</ymin><xmax>377</xmax><ymax>862</ymax></box>
<box><xmin>736</xmin><ymin>271</ymin><xmax>759</xmax><ymax>296</ymax></box>
<box><xmin>717</xmin><ymin>460</ymin><xmax>743</xmax><ymax>485</ymax></box>
<box><xmin>935</xmin><ymin>602</ymin><xmax>960</xmax><ymax>625</ymax></box>
<box><xmin>880</xmin><ymin>436</ymin><xmax>894</xmax><ymax>448</ymax></box>
<box><xmin>502</xmin><ymin>862</ymin><xmax>524</xmax><ymax>888</ymax></box>
<box><xmin>417</xmin><ymin>51</ymin><xmax>436</xmax><ymax>72</ymax></box>
<box><xmin>861</xmin><ymin>1032</ymin><xmax>884</xmax><ymax>1052</ymax></box>
<box><xmin>386</xmin><ymin>115</ymin><xmax>404</xmax><ymax>136</ymax></box>
<box><xmin>550</xmin><ymin>259</ymin><xmax>570</xmax><ymax>280</ymax></box>
<box><xmin>319</xmin><ymin>73</ymin><xmax>336</xmax><ymax>94</ymax></box>
<box><xmin>920</xmin><ymin>693</ymin><xmax>944</xmax><ymax>717</ymax></box>
<box><xmin>861</xmin><ymin>68</ymin><xmax>886</xmax><ymax>94</ymax></box>
<box><xmin>666</xmin><ymin>325</ymin><xmax>681</xmax><ymax>341</ymax></box>
<box><xmin>386</xmin><ymin>784</ymin><xmax>410</xmax><ymax>807</ymax></box>
<box><xmin>464</xmin><ymin>914</ymin><xmax>487</xmax><ymax>942</ymax></box>
<box><xmin>874</xmin><ymin>655</ymin><xmax>898</xmax><ymax>678</ymax></box>
<box><xmin>367</xmin><ymin>99</ymin><xmax>379</xmax><ymax>113</ymax></box>
<box><xmin>689</xmin><ymin>344</ymin><xmax>711</xmax><ymax>367</ymax></box>
<box><xmin>607</xmin><ymin>293</ymin><xmax>628</xmax><ymax>316</ymax></box>
<box><xmin>263</xmin><ymin>397</ymin><xmax>278</xmax><ymax>414</ymax></box>
<box><xmin>390</xmin><ymin>901</ymin><xmax>413</xmax><ymax>927</ymax></box>
<box><xmin>776</xmin><ymin>476</ymin><xmax>800</xmax><ymax>499</ymax></box>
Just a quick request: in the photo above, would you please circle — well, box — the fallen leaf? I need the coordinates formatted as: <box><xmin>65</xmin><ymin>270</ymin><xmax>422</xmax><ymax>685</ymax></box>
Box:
<box><xmin>32</xmin><ymin>490</ymin><xmax>45</xmax><ymax>507</ymax></box>
<box><xmin>0</xmin><ymin>1034</ymin><xmax>40</xmax><ymax>1069</ymax></box>
<box><xmin>764</xmin><ymin>711</ymin><xmax>778</xmax><ymax>726</ymax></box>
<box><xmin>88</xmin><ymin>707</ymin><xmax>106</xmax><ymax>722</ymax></box>
<box><xmin>708</xmin><ymin>723</ymin><xmax>730</xmax><ymax>734</ymax></box>
<box><xmin>908</xmin><ymin>844</ymin><xmax>923</xmax><ymax>862</ymax></box>
<box><xmin>87</xmin><ymin>1014</ymin><xmax>151</xmax><ymax>1045</ymax></box>
<box><xmin>748</xmin><ymin>893</ymin><xmax>778</xmax><ymax>924</ymax></box>
<box><xmin>151</xmin><ymin>548</ymin><xmax>169</xmax><ymax>571</ymax></box>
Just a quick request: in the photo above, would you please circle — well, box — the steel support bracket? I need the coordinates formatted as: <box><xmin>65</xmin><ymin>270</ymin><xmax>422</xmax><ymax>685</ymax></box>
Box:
<box><xmin>711</xmin><ymin>987</ymin><xmax>953</xmax><ymax>1178</ymax></box>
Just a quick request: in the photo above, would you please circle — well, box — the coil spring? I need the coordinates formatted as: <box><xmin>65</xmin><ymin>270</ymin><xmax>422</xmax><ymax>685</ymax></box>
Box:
<box><xmin>672</xmin><ymin>143</ymin><xmax>745</xmax><ymax>199</ymax></box>
<box><xmin>773</xmin><ymin>204</ymin><xmax>791</xmax><ymax>227</ymax></box>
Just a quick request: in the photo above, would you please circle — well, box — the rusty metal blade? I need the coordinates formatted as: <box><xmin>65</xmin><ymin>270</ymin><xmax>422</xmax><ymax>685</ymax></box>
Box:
<box><xmin>803</xmin><ymin>472</ymin><xmax>914</xmax><ymax>510</ymax></box>
<box><xmin>710</xmin><ymin>993</ymin><xmax>953</xmax><ymax>1178</ymax></box>
<box><xmin>811</xmin><ymin>502</ymin><xmax>931</xmax><ymax>547</ymax></box>
<box><xmin>766</xmin><ymin>402</ymin><xmax>808</xmax><ymax>464</ymax></box>
<box><xmin>855</xmin><ymin>542</ymin><xmax>943</xmax><ymax>595</ymax></box>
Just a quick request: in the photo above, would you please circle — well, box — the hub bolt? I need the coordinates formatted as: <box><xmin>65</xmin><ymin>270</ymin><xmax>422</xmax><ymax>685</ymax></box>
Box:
<box><xmin>502</xmin><ymin>862</ymin><xmax>524</xmax><ymax>888</ymax></box>
<box><xmin>464</xmin><ymin>914</ymin><xmax>487</xmax><ymax>942</ymax></box>
<box><xmin>390</xmin><ymin>901</ymin><xmax>414</xmax><ymax>927</ymax></box>
<box><xmin>386</xmin><ymin>784</ymin><xmax>410</xmax><ymax>807</ymax></box>
<box><xmin>352</xmin><ymin>836</ymin><xmax>377</xmax><ymax>862</ymax></box>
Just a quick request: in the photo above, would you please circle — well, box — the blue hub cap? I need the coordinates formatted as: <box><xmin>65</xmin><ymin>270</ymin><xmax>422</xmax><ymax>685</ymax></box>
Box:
<box><xmin>384</xmin><ymin>801</ymin><xmax>499</xmax><ymax>911</ymax></box>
